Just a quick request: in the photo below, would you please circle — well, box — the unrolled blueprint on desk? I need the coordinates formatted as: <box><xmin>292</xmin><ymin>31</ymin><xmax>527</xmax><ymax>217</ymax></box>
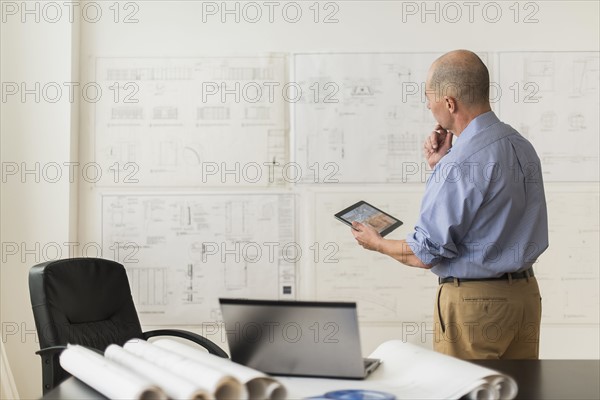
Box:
<box><xmin>279</xmin><ymin>340</ymin><xmax>518</xmax><ymax>399</ymax></box>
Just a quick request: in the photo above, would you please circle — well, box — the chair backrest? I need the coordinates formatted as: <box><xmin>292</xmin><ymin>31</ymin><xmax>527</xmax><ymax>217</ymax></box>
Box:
<box><xmin>29</xmin><ymin>257</ymin><xmax>144</xmax><ymax>351</ymax></box>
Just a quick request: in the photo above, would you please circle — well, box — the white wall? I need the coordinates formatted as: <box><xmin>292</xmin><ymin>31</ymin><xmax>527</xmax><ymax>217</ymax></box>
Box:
<box><xmin>1</xmin><ymin>1</ymin><xmax>598</xmax><ymax>397</ymax></box>
<box><xmin>1</xmin><ymin>7</ymin><xmax>79</xmax><ymax>399</ymax></box>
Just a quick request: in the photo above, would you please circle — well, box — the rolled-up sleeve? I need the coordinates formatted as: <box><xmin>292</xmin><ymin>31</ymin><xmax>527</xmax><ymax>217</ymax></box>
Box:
<box><xmin>406</xmin><ymin>162</ymin><xmax>485</xmax><ymax>267</ymax></box>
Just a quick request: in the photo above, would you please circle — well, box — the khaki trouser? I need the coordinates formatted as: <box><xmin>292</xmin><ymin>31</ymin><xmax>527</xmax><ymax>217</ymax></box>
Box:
<box><xmin>433</xmin><ymin>276</ymin><xmax>542</xmax><ymax>359</ymax></box>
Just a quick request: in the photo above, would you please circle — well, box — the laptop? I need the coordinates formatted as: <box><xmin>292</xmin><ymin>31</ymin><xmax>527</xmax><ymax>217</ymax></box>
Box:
<box><xmin>218</xmin><ymin>299</ymin><xmax>381</xmax><ymax>379</ymax></box>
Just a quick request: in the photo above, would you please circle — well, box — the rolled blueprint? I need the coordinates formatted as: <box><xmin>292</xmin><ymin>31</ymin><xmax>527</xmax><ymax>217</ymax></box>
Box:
<box><xmin>124</xmin><ymin>339</ymin><xmax>246</xmax><ymax>400</ymax></box>
<box><xmin>59</xmin><ymin>344</ymin><xmax>167</xmax><ymax>400</ymax></box>
<box><xmin>153</xmin><ymin>338</ymin><xmax>287</xmax><ymax>400</ymax></box>
<box><xmin>105</xmin><ymin>344</ymin><xmax>211</xmax><ymax>400</ymax></box>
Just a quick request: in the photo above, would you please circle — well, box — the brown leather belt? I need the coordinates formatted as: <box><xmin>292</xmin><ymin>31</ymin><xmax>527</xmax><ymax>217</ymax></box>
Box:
<box><xmin>438</xmin><ymin>267</ymin><xmax>534</xmax><ymax>285</ymax></box>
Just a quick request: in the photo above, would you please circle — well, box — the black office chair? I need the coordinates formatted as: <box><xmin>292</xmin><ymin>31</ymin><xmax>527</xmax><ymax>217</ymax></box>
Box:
<box><xmin>29</xmin><ymin>257</ymin><xmax>228</xmax><ymax>394</ymax></box>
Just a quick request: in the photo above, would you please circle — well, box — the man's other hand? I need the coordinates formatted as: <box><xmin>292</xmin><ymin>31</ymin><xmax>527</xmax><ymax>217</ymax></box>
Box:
<box><xmin>423</xmin><ymin>124</ymin><xmax>453</xmax><ymax>169</ymax></box>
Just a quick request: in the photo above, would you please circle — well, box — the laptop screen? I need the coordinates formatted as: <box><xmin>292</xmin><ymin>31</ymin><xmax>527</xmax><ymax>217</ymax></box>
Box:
<box><xmin>219</xmin><ymin>299</ymin><xmax>367</xmax><ymax>378</ymax></box>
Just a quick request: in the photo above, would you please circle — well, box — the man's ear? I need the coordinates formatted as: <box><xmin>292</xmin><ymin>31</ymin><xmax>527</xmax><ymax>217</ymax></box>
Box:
<box><xmin>444</xmin><ymin>96</ymin><xmax>457</xmax><ymax>114</ymax></box>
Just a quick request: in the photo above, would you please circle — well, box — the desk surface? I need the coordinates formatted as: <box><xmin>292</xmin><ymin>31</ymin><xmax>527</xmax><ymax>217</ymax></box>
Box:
<box><xmin>43</xmin><ymin>359</ymin><xmax>600</xmax><ymax>400</ymax></box>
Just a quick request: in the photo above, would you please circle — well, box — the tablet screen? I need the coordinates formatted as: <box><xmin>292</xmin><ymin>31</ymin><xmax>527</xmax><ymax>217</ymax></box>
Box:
<box><xmin>335</xmin><ymin>201</ymin><xmax>403</xmax><ymax>237</ymax></box>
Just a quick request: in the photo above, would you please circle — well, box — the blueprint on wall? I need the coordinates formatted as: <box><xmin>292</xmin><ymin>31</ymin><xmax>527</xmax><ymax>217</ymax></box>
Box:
<box><xmin>293</xmin><ymin>52</ymin><xmax>493</xmax><ymax>184</ymax></box>
<box><xmin>536</xmin><ymin>187</ymin><xmax>599</xmax><ymax>324</ymax></box>
<box><xmin>311</xmin><ymin>186</ymin><xmax>599</xmax><ymax>324</ymax></box>
<box><xmin>94</xmin><ymin>52</ymin><xmax>599</xmax><ymax>327</ymax></box>
<box><xmin>294</xmin><ymin>52</ymin><xmax>599</xmax><ymax>183</ymax></box>
<box><xmin>94</xmin><ymin>56</ymin><xmax>288</xmax><ymax>187</ymax></box>
<box><xmin>101</xmin><ymin>193</ymin><xmax>296</xmax><ymax>325</ymax></box>
<box><xmin>312</xmin><ymin>189</ymin><xmax>437</xmax><ymax>323</ymax></box>
<box><xmin>498</xmin><ymin>52</ymin><xmax>599</xmax><ymax>182</ymax></box>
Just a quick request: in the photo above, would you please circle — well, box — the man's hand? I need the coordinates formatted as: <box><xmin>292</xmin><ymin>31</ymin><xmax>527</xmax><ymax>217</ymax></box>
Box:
<box><xmin>351</xmin><ymin>222</ymin><xmax>383</xmax><ymax>252</ymax></box>
<box><xmin>351</xmin><ymin>222</ymin><xmax>431</xmax><ymax>269</ymax></box>
<box><xmin>423</xmin><ymin>124</ymin><xmax>453</xmax><ymax>169</ymax></box>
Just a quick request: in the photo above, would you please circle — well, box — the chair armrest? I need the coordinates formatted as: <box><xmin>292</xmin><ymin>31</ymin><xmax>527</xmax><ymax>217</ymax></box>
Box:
<box><xmin>36</xmin><ymin>345</ymin><xmax>68</xmax><ymax>357</ymax></box>
<box><xmin>142</xmin><ymin>329</ymin><xmax>228</xmax><ymax>358</ymax></box>
<box><xmin>36</xmin><ymin>346</ymin><xmax>68</xmax><ymax>394</ymax></box>
<box><xmin>37</xmin><ymin>345</ymin><xmax>103</xmax><ymax>357</ymax></box>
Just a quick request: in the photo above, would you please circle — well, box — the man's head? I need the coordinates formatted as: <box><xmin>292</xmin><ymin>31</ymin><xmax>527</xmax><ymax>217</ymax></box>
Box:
<box><xmin>425</xmin><ymin>50</ymin><xmax>491</xmax><ymax>133</ymax></box>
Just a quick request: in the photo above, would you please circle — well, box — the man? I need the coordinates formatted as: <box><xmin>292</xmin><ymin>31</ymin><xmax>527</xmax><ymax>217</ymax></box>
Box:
<box><xmin>351</xmin><ymin>50</ymin><xmax>548</xmax><ymax>359</ymax></box>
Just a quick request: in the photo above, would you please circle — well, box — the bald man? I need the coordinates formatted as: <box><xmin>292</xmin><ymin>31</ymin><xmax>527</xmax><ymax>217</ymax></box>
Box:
<box><xmin>352</xmin><ymin>50</ymin><xmax>548</xmax><ymax>359</ymax></box>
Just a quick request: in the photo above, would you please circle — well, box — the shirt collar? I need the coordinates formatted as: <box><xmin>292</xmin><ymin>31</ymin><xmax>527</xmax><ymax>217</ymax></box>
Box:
<box><xmin>453</xmin><ymin>111</ymin><xmax>500</xmax><ymax>147</ymax></box>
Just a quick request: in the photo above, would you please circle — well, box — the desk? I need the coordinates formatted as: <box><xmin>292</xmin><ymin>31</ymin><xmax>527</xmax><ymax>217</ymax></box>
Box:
<box><xmin>43</xmin><ymin>360</ymin><xmax>600</xmax><ymax>399</ymax></box>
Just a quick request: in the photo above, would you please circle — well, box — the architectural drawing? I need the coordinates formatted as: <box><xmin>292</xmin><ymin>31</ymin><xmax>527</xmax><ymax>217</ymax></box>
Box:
<box><xmin>498</xmin><ymin>52</ymin><xmax>599</xmax><ymax>181</ymax></box>
<box><xmin>94</xmin><ymin>56</ymin><xmax>288</xmax><ymax>187</ymax></box>
<box><xmin>311</xmin><ymin>189</ymin><xmax>436</xmax><ymax>323</ymax></box>
<box><xmin>294</xmin><ymin>53</ymin><xmax>442</xmax><ymax>184</ymax></box>
<box><xmin>102</xmin><ymin>193</ymin><xmax>296</xmax><ymax>325</ymax></box>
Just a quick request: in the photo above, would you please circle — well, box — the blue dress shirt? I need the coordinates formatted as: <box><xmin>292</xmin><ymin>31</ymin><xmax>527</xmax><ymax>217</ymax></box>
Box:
<box><xmin>406</xmin><ymin>111</ymin><xmax>549</xmax><ymax>278</ymax></box>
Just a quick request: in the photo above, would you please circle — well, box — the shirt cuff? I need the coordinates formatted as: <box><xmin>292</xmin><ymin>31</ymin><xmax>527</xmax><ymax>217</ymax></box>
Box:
<box><xmin>406</xmin><ymin>230</ymin><xmax>443</xmax><ymax>266</ymax></box>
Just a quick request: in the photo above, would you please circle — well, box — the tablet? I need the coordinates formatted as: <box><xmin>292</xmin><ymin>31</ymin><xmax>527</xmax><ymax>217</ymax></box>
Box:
<box><xmin>334</xmin><ymin>201</ymin><xmax>403</xmax><ymax>237</ymax></box>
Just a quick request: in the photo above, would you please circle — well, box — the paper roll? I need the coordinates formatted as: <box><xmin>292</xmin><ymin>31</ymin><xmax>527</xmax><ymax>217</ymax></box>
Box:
<box><xmin>59</xmin><ymin>345</ymin><xmax>167</xmax><ymax>400</ymax></box>
<box><xmin>105</xmin><ymin>345</ymin><xmax>211</xmax><ymax>400</ymax></box>
<box><xmin>124</xmin><ymin>339</ymin><xmax>247</xmax><ymax>400</ymax></box>
<box><xmin>153</xmin><ymin>339</ymin><xmax>287</xmax><ymax>400</ymax></box>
